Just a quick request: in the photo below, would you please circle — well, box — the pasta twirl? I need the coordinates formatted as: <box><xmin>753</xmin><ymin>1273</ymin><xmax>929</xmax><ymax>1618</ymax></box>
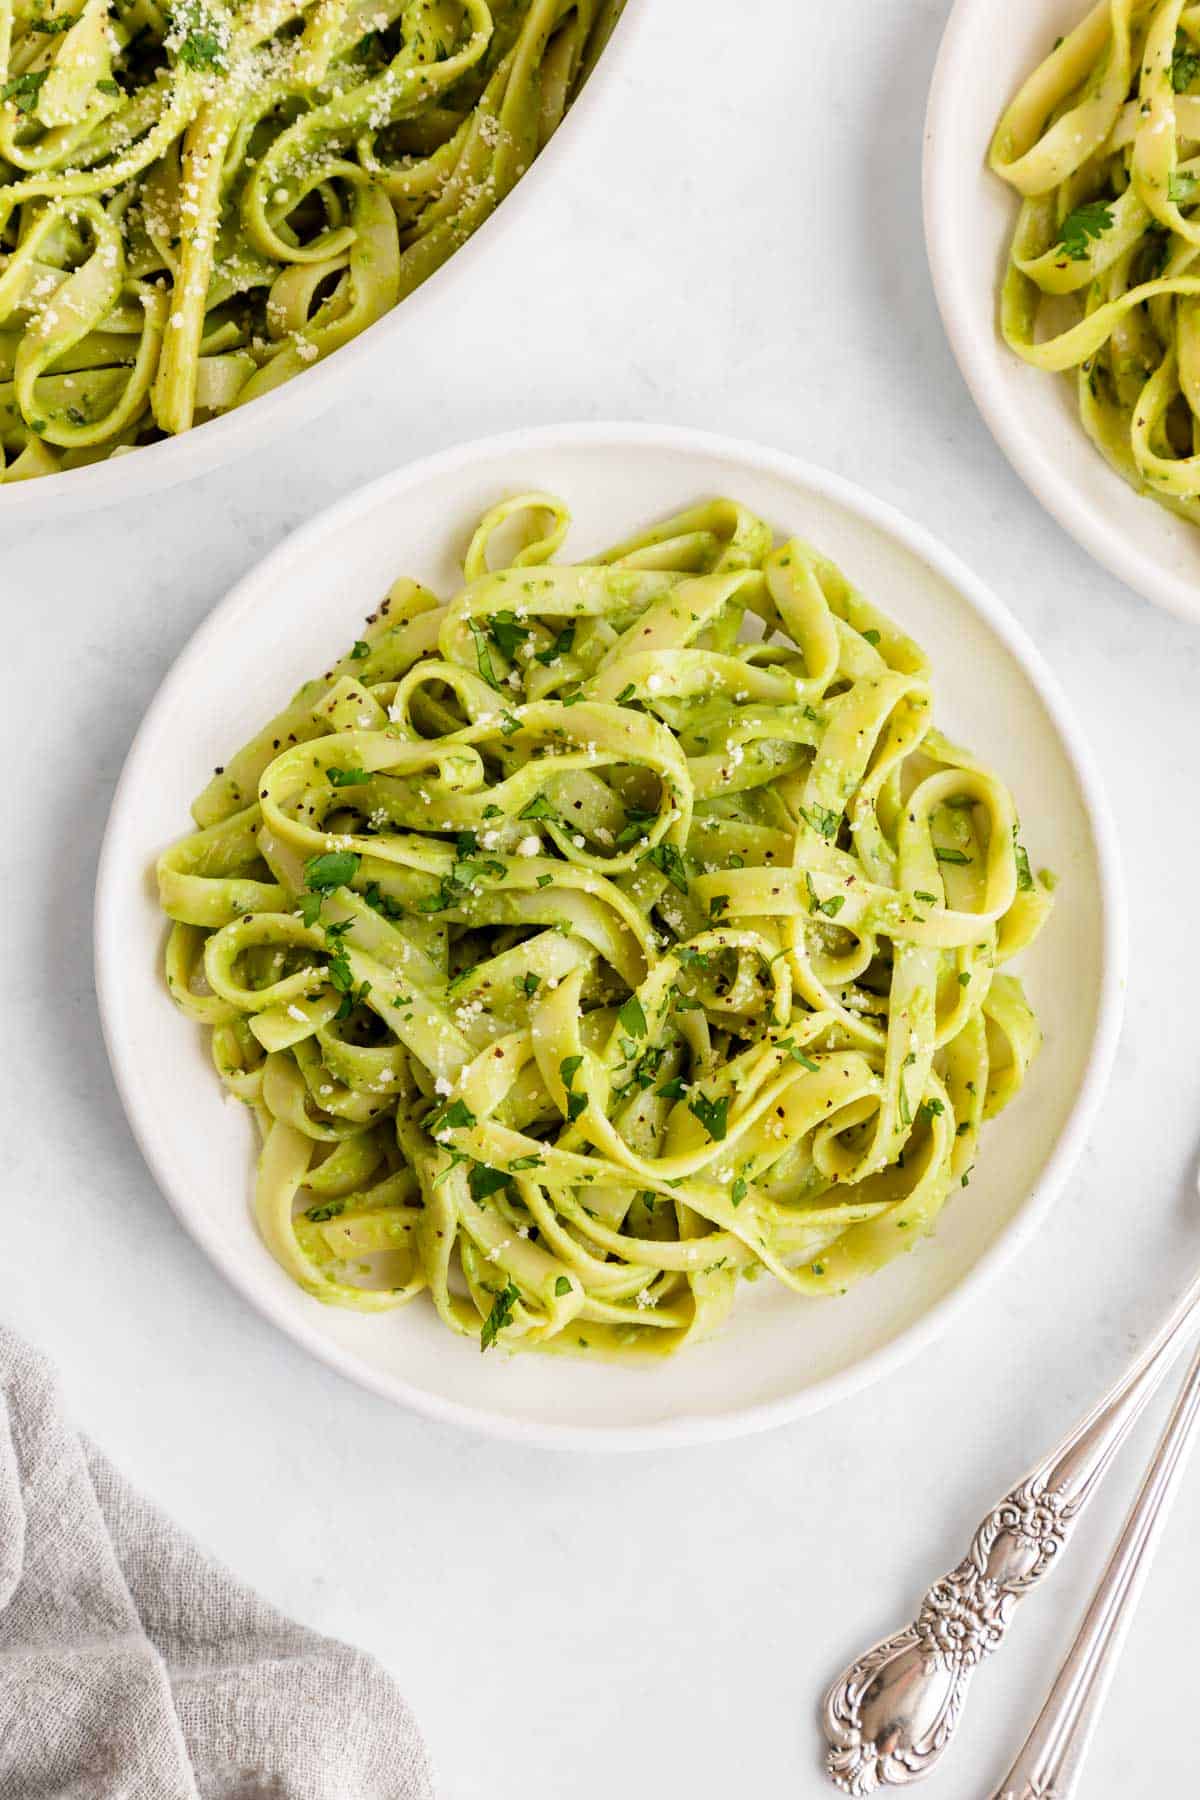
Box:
<box><xmin>156</xmin><ymin>494</ymin><xmax>1053</xmax><ymax>1359</ymax></box>
<box><xmin>0</xmin><ymin>0</ymin><xmax>611</xmax><ymax>482</ymax></box>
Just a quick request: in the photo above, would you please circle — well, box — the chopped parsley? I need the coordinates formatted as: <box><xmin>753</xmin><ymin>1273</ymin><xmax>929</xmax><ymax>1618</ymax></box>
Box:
<box><xmin>468</xmin><ymin>619</ymin><xmax>500</xmax><ymax>688</ymax></box>
<box><xmin>467</xmin><ymin>1163</ymin><xmax>510</xmax><ymax>1203</ymax></box>
<box><xmin>487</xmin><ymin>611</ymin><xmax>531</xmax><ymax>659</ymax></box>
<box><xmin>1172</xmin><ymin>36</ymin><xmax>1200</xmax><ymax>92</ymax></box>
<box><xmin>537</xmin><ymin>624</ymin><xmax>576</xmax><ymax>665</ymax></box>
<box><xmin>615</xmin><ymin>807</ymin><xmax>657</xmax><ymax>848</ymax></box>
<box><xmin>801</xmin><ymin>803</ymin><xmax>840</xmax><ymax>839</ymax></box>
<box><xmin>480</xmin><ymin>1280</ymin><xmax>520</xmax><ymax>1351</ymax></box>
<box><xmin>933</xmin><ymin>846</ymin><xmax>971</xmax><ymax>866</ymax></box>
<box><xmin>2</xmin><ymin>70</ymin><xmax>47</xmax><ymax>112</ymax></box>
<box><xmin>688</xmin><ymin>1090</ymin><xmax>730</xmax><ymax>1142</ymax></box>
<box><xmin>806</xmin><ymin>871</ymin><xmax>845</xmax><ymax>918</ymax></box>
<box><xmin>617</xmin><ymin>994</ymin><xmax>647</xmax><ymax>1037</ymax></box>
<box><xmin>327</xmin><ymin>765</ymin><xmax>370</xmax><ymax>788</ymax></box>
<box><xmin>1058</xmin><ymin>201</ymin><xmax>1113</xmax><ymax>261</ymax></box>
<box><xmin>640</xmin><ymin>842</ymin><xmax>689</xmax><ymax>894</ymax></box>
<box><xmin>559</xmin><ymin>1054</ymin><xmax>586</xmax><ymax>1123</ymax></box>
<box><xmin>427</xmin><ymin>1098</ymin><xmax>475</xmax><ymax>1137</ymax></box>
<box><xmin>416</xmin><ymin>855</ymin><xmax>506</xmax><ymax>914</ymax></box>
<box><xmin>304</xmin><ymin>850</ymin><xmax>360</xmax><ymax>891</ymax></box>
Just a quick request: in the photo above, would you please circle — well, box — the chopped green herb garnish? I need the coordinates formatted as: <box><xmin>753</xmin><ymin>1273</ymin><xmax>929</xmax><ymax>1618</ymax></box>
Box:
<box><xmin>2</xmin><ymin>69</ymin><xmax>47</xmax><ymax>111</ymax></box>
<box><xmin>536</xmin><ymin>623</ymin><xmax>576</xmax><ymax>665</ymax></box>
<box><xmin>487</xmin><ymin>610</ymin><xmax>531</xmax><ymax>659</ymax></box>
<box><xmin>640</xmin><ymin>842</ymin><xmax>689</xmax><ymax>894</ymax></box>
<box><xmin>801</xmin><ymin>803</ymin><xmax>840</xmax><ymax>839</ymax></box>
<box><xmin>1172</xmin><ymin>37</ymin><xmax>1200</xmax><ymax>92</ymax></box>
<box><xmin>1058</xmin><ymin>201</ymin><xmax>1113</xmax><ymax>260</ymax></box>
<box><xmin>617</xmin><ymin>994</ymin><xmax>647</xmax><ymax>1037</ymax></box>
<box><xmin>305</xmin><ymin>1199</ymin><xmax>345</xmax><ymax>1223</ymax></box>
<box><xmin>468</xmin><ymin>619</ymin><xmax>500</xmax><ymax>688</ymax></box>
<box><xmin>468</xmin><ymin>1163</ymin><xmax>510</xmax><ymax>1203</ymax></box>
<box><xmin>480</xmin><ymin>1279</ymin><xmax>519</xmax><ymax>1351</ymax></box>
<box><xmin>428</xmin><ymin>1098</ymin><xmax>475</xmax><ymax>1137</ymax></box>
<box><xmin>688</xmin><ymin>1090</ymin><xmax>730</xmax><ymax>1142</ymax></box>
<box><xmin>304</xmin><ymin>850</ymin><xmax>360</xmax><ymax>891</ymax></box>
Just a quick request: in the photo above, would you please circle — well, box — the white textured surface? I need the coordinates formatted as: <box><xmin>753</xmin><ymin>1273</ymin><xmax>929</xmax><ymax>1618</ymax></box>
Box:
<box><xmin>3</xmin><ymin>0</ymin><xmax>1200</xmax><ymax>1794</ymax></box>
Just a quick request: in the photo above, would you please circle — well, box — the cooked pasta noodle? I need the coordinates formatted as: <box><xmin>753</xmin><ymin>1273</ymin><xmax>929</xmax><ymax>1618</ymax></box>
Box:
<box><xmin>991</xmin><ymin>0</ymin><xmax>1200</xmax><ymax>519</ymax></box>
<box><xmin>156</xmin><ymin>494</ymin><xmax>1053</xmax><ymax>1359</ymax></box>
<box><xmin>0</xmin><ymin>0</ymin><xmax>612</xmax><ymax>481</ymax></box>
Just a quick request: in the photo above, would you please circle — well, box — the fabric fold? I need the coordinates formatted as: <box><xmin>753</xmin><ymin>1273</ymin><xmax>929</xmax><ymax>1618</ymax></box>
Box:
<box><xmin>0</xmin><ymin>1326</ymin><xmax>433</xmax><ymax>1800</ymax></box>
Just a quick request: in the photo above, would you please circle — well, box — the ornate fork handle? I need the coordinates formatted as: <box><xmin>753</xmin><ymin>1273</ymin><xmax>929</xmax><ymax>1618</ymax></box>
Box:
<box><xmin>822</xmin><ymin>1263</ymin><xmax>1200</xmax><ymax>1794</ymax></box>
<box><xmin>991</xmin><ymin>1336</ymin><xmax>1200</xmax><ymax>1800</ymax></box>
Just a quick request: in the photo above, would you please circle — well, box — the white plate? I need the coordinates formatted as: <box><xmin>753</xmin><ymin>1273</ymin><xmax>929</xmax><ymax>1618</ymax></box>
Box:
<box><xmin>95</xmin><ymin>422</ymin><xmax>1126</xmax><ymax>1449</ymax></box>
<box><xmin>925</xmin><ymin>0</ymin><xmax>1200</xmax><ymax>625</ymax></box>
<box><xmin>0</xmin><ymin>3</ymin><xmax>637</xmax><ymax>522</ymax></box>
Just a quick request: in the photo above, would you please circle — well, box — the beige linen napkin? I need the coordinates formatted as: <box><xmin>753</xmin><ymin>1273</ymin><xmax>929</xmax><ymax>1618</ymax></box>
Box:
<box><xmin>0</xmin><ymin>1324</ymin><xmax>434</xmax><ymax>1800</ymax></box>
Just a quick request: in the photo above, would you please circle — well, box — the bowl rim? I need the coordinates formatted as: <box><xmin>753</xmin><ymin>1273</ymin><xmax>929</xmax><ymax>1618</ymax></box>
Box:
<box><xmin>923</xmin><ymin>0</ymin><xmax>1200</xmax><ymax>626</ymax></box>
<box><xmin>93</xmin><ymin>419</ymin><xmax>1129</xmax><ymax>1451</ymax></box>
<box><xmin>0</xmin><ymin>0</ymin><xmax>642</xmax><ymax>522</ymax></box>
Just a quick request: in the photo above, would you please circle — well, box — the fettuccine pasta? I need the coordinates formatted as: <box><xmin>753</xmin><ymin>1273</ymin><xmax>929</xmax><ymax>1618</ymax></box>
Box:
<box><xmin>157</xmin><ymin>493</ymin><xmax>1053</xmax><ymax>1360</ymax></box>
<box><xmin>0</xmin><ymin>0</ymin><xmax>612</xmax><ymax>482</ymax></box>
<box><xmin>991</xmin><ymin>0</ymin><xmax>1200</xmax><ymax>519</ymax></box>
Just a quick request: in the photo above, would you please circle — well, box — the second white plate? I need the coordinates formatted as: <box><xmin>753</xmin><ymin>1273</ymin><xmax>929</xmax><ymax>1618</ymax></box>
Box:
<box><xmin>925</xmin><ymin>0</ymin><xmax>1200</xmax><ymax>625</ymax></box>
<box><xmin>95</xmin><ymin>422</ymin><xmax>1125</xmax><ymax>1448</ymax></box>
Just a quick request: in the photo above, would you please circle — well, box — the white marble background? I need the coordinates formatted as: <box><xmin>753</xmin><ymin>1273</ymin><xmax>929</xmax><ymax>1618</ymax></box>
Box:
<box><xmin>6</xmin><ymin>0</ymin><xmax>1200</xmax><ymax>1794</ymax></box>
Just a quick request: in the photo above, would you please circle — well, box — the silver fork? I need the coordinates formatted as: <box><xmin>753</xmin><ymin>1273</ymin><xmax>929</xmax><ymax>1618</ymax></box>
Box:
<box><xmin>822</xmin><ymin>1263</ymin><xmax>1200</xmax><ymax>1794</ymax></box>
<box><xmin>989</xmin><ymin>1335</ymin><xmax>1200</xmax><ymax>1800</ymax></box>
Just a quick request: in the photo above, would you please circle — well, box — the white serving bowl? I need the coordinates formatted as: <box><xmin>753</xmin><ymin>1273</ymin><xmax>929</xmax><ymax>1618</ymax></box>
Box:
<box><xmin>0</xmin><ymin>2</ymin><xmax>638</xmax><ymax>522</ymax></box>
<box><xmin>95</xmin><ymin>422</ymin><xmax>1126</xmax><ymax>1449</ymax></box>
<box><xmin>925</xmin><ymin>0</ymin><xmax>1200</xmax><ymax>625</ymax></box>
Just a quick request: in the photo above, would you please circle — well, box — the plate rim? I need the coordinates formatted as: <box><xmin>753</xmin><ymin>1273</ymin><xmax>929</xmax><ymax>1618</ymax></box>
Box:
<box><xmin>923</xmin><ymin>0</ymin><xmax>1200</xmax><ymax>627</ymax></box>
<box><xmin>93</xmin><ymin>419</ymin><xmax>1129</xmax><ymax>1451</ymax></box>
